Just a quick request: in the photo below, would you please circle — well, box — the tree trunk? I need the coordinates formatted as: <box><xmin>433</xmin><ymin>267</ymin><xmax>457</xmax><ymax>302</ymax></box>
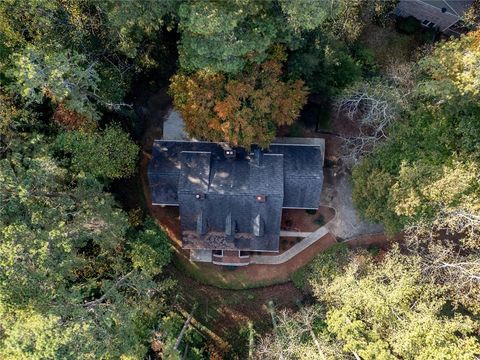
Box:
<box><xmin>247</xmin><ymin>321</ymin><xmax>255</xmax><ymax>359</ymax></box>
<box><xmin>174</xmin><ymin>303</ymin><xmax>197</xmax><ymax>351</ymax></box>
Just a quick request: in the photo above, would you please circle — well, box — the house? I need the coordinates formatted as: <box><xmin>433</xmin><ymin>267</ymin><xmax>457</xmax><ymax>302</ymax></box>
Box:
<box><xmin>393</xmin><ymin>0</ymin><xmax>473</xmax><ymax>35</ymax></box>
<box><xmin>148</xmin><ymin>138</ymin><xmax>324</xmax><ymax>266</ymax></box>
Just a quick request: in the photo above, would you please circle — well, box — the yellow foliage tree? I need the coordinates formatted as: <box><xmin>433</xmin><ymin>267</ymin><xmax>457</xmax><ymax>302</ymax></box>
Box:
<box><xmin>169</xmin><ymin>59</ymin><xmax>308</xmax><ymax>148</ymax></box>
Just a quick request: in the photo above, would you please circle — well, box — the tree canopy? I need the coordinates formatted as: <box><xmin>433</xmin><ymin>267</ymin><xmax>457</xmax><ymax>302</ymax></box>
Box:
<box><xmin>171</xmin><ymin>0</ymin><xmax>394</xmax><ymax>147</ymax></box>
<box><xmin>352</xmin><ymin>30</ymin><xmax>480</xmax><ymax>233</ymax></box>
<box><xmin>2</xmin><ymin>1</ymin><xmax>479</xmax><ymax>358</ymax></box>
<box><xmin>56</xmin><ymin>124</ymin><xmax>139</xmax><ymax>179</ymax></box>
<box><xmin>0</xmin><ymin>0</ymin><xmax>177</xmax><ymax>121</ymax></box>
<box><xmin>257</xmin><ymin>246</ymin><xmax>480</xmax><ymax>359</ymax></box>
<box><xmin>170</xmin><ymin>57</ymin><xmax>308</xmax><ymax>148</ymax></box>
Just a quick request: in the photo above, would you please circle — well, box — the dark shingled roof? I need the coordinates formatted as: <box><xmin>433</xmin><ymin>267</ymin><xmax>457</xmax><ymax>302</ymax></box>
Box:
<box><xmin>269</xmin><ymin>143</ymin><xmax>323</xmax><ymax>209</ymax></box>
<box><xmin>148</xmin><ymin>139</ymin><xmax>324</xmax><ymax>252</ymax></box>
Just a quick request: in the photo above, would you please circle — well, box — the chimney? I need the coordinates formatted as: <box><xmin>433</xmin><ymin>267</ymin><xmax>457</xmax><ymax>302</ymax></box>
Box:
<box><xmin>220</xmin><ymin>142</ymin><xmax>236</xmax><ymax>159</ymax></box>
<box><xmin>251</xmin><ymin>147</ymin><xmax>263</xmax><ymax>166</ymax></box>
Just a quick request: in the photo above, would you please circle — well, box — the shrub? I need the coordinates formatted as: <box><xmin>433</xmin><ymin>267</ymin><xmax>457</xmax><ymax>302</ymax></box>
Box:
<box><xmin>314</xmin><ymin>215</ymin><xmax>325</xmax><ymax>226</ymax></box>
<box><xmin>290</xmin><ymin>243</ymin><xmax>349</xmax><ymax>290</ymax></box>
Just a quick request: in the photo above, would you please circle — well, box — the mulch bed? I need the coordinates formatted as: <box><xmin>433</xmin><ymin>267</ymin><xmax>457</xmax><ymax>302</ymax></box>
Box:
<box><xmin>281</xmin><ymin>206</ymin><xmax>335</xmax><ymax>232</ymax></box>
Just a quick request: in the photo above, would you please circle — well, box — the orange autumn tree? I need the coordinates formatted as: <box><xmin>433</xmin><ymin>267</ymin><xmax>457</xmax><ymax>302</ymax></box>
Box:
<box><xmin>169</xmin><ymin>59</ymin><xmax>308</xmax><ymax>148</ymax></box>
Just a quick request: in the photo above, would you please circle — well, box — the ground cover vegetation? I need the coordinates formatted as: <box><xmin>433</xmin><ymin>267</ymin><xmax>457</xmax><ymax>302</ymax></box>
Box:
<box><xmin>1</xmin><ymin>0</ymin><xmax>479</xmax><ymax>358</ymax></box>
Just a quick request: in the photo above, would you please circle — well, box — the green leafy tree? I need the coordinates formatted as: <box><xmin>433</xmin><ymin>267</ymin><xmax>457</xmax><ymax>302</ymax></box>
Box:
<box><xmin>318</xmin><ymin>249</ymin><xmax>480</xmax><ymax>360</ymax></box>
<box><xmin>0</xmin><ymin>310</ymin><xmax>89</xmax><ymax>360</ymax></box>
<box><xmin>287</xmin><ymin>32</ymin><xmax>361</xmax><ymax>96</ymax></box>
<box><xmin>278</xmin><ymin>0</ymin><xmax>340</xmax><ymax>32</ymax></box>
<box><xmin>0</xmin><ymin>137</ymin><xmax>173</xmax><ymax>359</ymax></box>
<box><xmin>417</xmin><ymin>30</ymin><xmax>480</xmax><ymax>99</ymax></box>
<box><xmin>320</xmin><ymin>0</ymin><xmax>397</xmax><ymax>43</ymax></box>
<box><xmin>8</xmin><ymin>46</ymin><xmax>100</xmax><ymax>120</ymax></box>
<box><xmin>130</xmin><ymin>218</ymin><xmax>172</xmax><ymax>276</ymax></box>
<box><xmin>177</xmin><ymin>0</ymin><xmax>282</xmax><ymax>74</ymax></box>
<box><xmin>177</xmin><ymin>0</ymin><xmax>344</xmax><ymax>74</ymax></box>
<box><xmin>0</xmin><ymin>89</ymin><xmax>32</xmax><ymax>142</ymax></box>
<box><xmin>56</xmin><ymin>124</ymin><xmax>139</xmax><ymax>179</ymax></box>
<box><xmin>96</xmin><ymin>0</ymin><xmax>179</xmax><ymax>59</ymax></box>
<box><xmin>0</xmin><ymin>0</ymin><xmax>177</xmax><ymax>120</ymax></box>
<box><xmin>259</xmin><ymin>248</ymin><xmax>480</xmax><ymax>359</ymax></box>
<box><xmin>352</xmin><ymin>30</ymin><xmax>480</xmax><ymax>233</ymax></box>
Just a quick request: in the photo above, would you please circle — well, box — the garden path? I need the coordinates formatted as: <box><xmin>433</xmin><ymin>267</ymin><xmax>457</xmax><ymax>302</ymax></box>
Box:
<box><xmin>251</xmin><ymin>226</ymin><xmax>331</xmax><ymax>265</ymax></box>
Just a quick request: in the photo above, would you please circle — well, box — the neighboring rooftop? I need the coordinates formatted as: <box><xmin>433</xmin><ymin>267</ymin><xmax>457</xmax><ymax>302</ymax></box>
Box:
<box><xmin>394</xmin><ymin>0</ymin><xmax>473</xmax><ymax>34</ymax></box>
<box><xmin>421</xmin><ymin>0</ymin><xmax>473</xmax><ymax>16</ymax></box>
<box><xmin>148</xmin><ymin>138</ymin><xmax>324</xmax><ymax>252</ymax></box>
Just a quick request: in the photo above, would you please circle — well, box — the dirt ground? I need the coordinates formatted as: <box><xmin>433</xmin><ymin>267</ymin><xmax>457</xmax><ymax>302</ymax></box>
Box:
<box><xmin>347</xmin><ymin>232</ymin><xmax>404</xmax><ymax>249</ymax></box>
<box><xmin>171</xmin><ymin>268</ymin><xmax>304</xmax><ymax>357</ymax></box>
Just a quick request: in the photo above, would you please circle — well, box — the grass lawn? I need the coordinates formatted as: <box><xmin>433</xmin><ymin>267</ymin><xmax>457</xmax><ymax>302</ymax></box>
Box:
<box><xmin>171</xmin><ymin>251</ymin><xmax>290</xmax><ymax>290</ymax></box>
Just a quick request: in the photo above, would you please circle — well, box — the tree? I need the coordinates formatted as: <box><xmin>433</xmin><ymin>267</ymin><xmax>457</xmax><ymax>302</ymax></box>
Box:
<box><xmin>95</xmin><ymin>0</ymin><xmax>179</xmax><ymax>59</ymax></box>
<box><xmin>0</xmin><ymin>136</ymin><xmax>173</xmax><ymax>359</ymax></box>
<box><xmin>462</xmin><ymin>0</ymin><xmax>480</xmax><ymax>29</ymax></box>
<box><xmin>323</xmin><ymin>0</ymin><xmax>397</xmax><ymax>44</ymax></box>
<box><xmin>258</xmin><ymin>247</ymin><xmax>480</xmax><ymax>359</ymax></box>
<box><xmin>287</xmin><ymin>31</ymin><xmax>361</xmax><ymax>96</ymax></box>
<box><xmin>406</xmin><ymin>236</ymin><xmax>480</xmax><ymax>316</ymax></box>
<box><xmin>56</xmin><ymin>124</ymin><xmax>139</xmax><ymax>179</ymax></box>
<box><xmin>0</xmin><ymin>0</ymin><xmax>177</xmax><ymax>121</ymax></box>
<box><xmin>417</xmin><ymin>30</ymin><xmax>480</xmax><ymax>100</ymax></box>
<box><xmin>399</xmin><ymin>161</ymin><xmax>480</xmax><ymax>314</ymax></box>
<box><xmin>317</xmin><ymin>249</ymin><xmax>480</xmax><ymax>359</ymax></box>
<box><xmin>170</xmin><ymin>58</ymin><xmax>308</xmax><ymax>148</ymax></box>
<box><xmin>130</xmin><ymin>218</ymin><xmax>172</xmax><ymax>276</ymax></box>
<box><xmin>152</xmin><ymin>308</ymin><xmax>207</xmax><ymax>360</ymax></box>
<box><xmin>351</xmin><ymin>30</ymin><xmax>480</xmax><ymax>233</ymax></box>
<box><xmin>278</xmin><ymin>0</ymin><xmax>340</xmax><ymax>33</ymax></box>
<box><xmin>352</xmin><ymin>157</ymin><xmax>403</xmax><ymax>233</ymax></box>
<box><xmin>255</xmin><ymin>306</ymin><xmax>346</xmax><ymax>360</ymax></box>
<box><xmin>0</xmin><ymin>90</ymin><xmax>32</xmax><ymax>146</ymax></box>
<box><xmin>0</xmin><ymin>310</ymin><xmax>88</xmax><ymax>360</ymax></box>
<box><xmin>8</xmin><ymin>46</ymin><xmax>101</xmax><ymax>120</ymax></box>
<box><xmin>177</xmin><ymin>0</ymin><xmax>280</xmax><ymax>74</ymax></box>
<box><xmin>336</xmin><ymin>81</ymin><xmax>406</xmax><ymax>167</ymax></box>
<box><xmin>177</xmin><ymin>0</ymin><xmax>340</xmax><ymax>74</ymax></box>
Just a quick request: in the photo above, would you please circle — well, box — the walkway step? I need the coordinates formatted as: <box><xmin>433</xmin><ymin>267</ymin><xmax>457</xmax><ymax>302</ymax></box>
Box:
<box><xmin>279</xmin><ymin>231</ymin><xmax>311</xmax><ymax>237</ymax></box>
